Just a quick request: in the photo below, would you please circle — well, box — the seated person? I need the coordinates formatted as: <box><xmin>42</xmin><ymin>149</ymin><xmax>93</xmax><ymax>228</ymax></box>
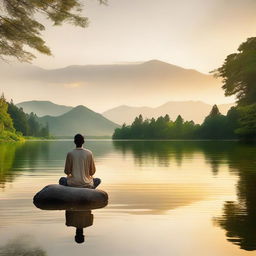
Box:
<box><xmin>59</xmin><ymin>134</ymin><xmax>101</xmax><ymax>189</ymax></box>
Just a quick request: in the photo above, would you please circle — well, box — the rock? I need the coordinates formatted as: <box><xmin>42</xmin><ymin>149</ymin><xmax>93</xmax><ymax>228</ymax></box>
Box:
<box><xmin>33</xmin><ymin>184</ymin><xmax>108</xmax><ymax>210</ymax></box>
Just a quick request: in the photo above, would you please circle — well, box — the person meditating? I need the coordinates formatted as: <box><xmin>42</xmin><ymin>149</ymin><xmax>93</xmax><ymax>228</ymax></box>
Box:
<box><xmin>59</xmin><ymin>134</ymin><xmax>101</xmax><ymax>189</ymax></box>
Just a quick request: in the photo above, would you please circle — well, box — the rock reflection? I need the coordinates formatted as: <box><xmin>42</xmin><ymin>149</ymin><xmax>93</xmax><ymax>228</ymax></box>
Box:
<box><xmin>66</xmin><ymin>210</ymin><xmax>94</xmax><ymax>244</ymax></box>
<box><xmin>214</xmin><ymin>143</ymin><xmax>256</xmax><ymax>251</ymax></box>
<box><xmin>0</xmin><ymin>236</ymin><xmax>46</xmax><ymax>255</ymax></box>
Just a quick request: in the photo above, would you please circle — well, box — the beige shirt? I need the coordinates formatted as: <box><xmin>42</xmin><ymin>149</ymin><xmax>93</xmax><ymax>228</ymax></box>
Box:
<box><xmin>64</xmin><ymin>148</ymin><xmax>96</xmax><ymax>187</ymax></box>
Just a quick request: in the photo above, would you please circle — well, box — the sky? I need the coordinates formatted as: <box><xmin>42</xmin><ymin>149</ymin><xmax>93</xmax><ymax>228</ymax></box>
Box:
<box><xmin>31</xmin><ymin>0</ymin><xmax>256</xmax><ymax>74</ymax></box>
<box><xmin>1</xmin><ymin>0</ymin><xmax>256</xmax><ymax>110</ymax></box>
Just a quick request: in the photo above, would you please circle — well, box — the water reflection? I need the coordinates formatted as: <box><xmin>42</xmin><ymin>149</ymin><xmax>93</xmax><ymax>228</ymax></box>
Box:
<box><xmin>2</xmin><ymin>140</ymin><xmax>256</xmax><ymax>251</ymax></box>
<box><xmin>0</xmin><ymin>236</ymin><xmax>46</xmax><ymax>255</ymax></box>
<box><xmin>0</xmin><ymin>140</ymin><xmax>239</xmax><ymax>188</ymax></box>
<box><xmin>34</xmin><ymin>199</ymin><xmax>107</xmax><ymax>244</ymax></box>
<box><xmin>109</xmin><ymin>183</ymin><xmax>211</xmax><ymax>214</ymax></box>
<box><xmin>0</xmin><ymin>143</ymin><xmax>23</xmax><ymax>188</ymax></box>
<box><xmin>0</xmin><ymin>142</ymin><xmax>50</xmax><ymax>188</ymax></box>
<box><xmin>114</xmin><ymin>140</ymin><xmax>256</xmax><ymax>249</ymax></box>
<box><xmin>113</xmin><ymin>140</ymin><xmax>236</xmax><ymax>173</ymax></box>
<box><xmin>0</xmin><ymin>140</ymin><xmax>113</xmax><ymax>189</ymax></box>
<box><xmin>66</xmin><ymin>210</ymin><xmax>93</xmax><ymax>244</ymax></box>
<box><xmin>214</xmin><ymin>144</ymin><xmax>256</xmax><ymax>251</ymax></box>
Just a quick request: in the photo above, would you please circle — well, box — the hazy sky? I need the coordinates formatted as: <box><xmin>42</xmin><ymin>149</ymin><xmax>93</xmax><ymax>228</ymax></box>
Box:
<box><xmin>31</xmin><ymin>0</ymin><xmax>256</xmax><ymax>73</ymax></box>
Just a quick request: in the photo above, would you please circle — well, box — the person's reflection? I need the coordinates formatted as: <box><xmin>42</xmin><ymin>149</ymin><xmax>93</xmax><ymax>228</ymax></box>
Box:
<box><xmin>65</xmin><ymin>210</ymin><xmax>94</xmax><ymax>244</ymax></box>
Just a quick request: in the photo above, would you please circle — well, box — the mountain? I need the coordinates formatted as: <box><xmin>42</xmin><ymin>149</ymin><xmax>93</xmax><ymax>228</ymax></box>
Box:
<box><xmin>17</xmin><ymin>101</ymin><xmax>73</xmax><ymax>117</ymax></box>
<box><xmin>1</xmin><ymin>60</ymin><xmax>230</xmax><ymax>112</ymax></box>
<box><xmin>102</xmin><ymin>101</ymin><xmax>236</xmax><ymax>125</ymax></box>
<box><xmin>39</xmin><ymin>105</ymin><xmax>119</xmax><ymax>136</ymax></box>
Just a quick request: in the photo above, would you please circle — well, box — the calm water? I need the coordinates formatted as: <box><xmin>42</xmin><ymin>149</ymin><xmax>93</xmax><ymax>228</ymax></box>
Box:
<box><xmin>0</xmin><ymin>140</ymin><xmax>256</xmax><ymax>255</ymax></box>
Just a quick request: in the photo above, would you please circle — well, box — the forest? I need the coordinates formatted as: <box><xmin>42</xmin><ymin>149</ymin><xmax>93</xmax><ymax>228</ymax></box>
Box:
<box><xmin>0</xmin><ymin>95</ymin><xmax>49</xmax><ymax>141</ymax></box>
<box><xmin>112</xmin><ymin>105</ymin><xmax>240</xmax><ymax>140</ymax></box>
<box><xmin>113</xmin><ymin>103</ymin><xmax>256</xmax><ymax>141</ymax></box>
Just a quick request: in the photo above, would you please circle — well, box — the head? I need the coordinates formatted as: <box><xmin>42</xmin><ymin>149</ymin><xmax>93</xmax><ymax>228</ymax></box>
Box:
<box><xmin>75</xmin><ymin>228</ymin><xmax>84</xmax><ymax>244</ymax></box>
<box><xmin>74</xmin><ymin>134</ymin><xmax>85</xmax><ymax>148</ymax></box>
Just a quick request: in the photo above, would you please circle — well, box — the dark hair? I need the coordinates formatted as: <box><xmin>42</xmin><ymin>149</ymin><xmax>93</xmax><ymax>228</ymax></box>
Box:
<box><xmin>74</xmin><ymin>134</ymin><xmax>84</xmax><ymax>147</ymax></box>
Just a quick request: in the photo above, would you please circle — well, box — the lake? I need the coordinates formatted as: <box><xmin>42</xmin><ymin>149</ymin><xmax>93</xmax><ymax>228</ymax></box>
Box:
<box><xmin>0</xmin><ymin>140</ymin><xmax>256</xmax><ymax>255</ymax></box>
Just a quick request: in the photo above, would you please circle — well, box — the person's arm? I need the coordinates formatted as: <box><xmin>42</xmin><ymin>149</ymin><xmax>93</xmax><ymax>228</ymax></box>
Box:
<box><xmin>89</xmin><ymin>153</ymin><xmax>96</xmax><ymax>176</ymax></box>
<box><xmin>64</xmin><ymin>153</ymin><xmax>72</xmax><ymax>176</ymax></box>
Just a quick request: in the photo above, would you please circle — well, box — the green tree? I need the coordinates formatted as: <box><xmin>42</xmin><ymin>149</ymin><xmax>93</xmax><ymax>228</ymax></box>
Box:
<box><xmin>171</xmin><ymin>115</ymin><xmax>184</xmax><ymax>139</ymax></box>
<box><xmin>0</xmin><ymin>94</ymin><xmax>14</xmax><ymax>133</ymax></box>
<box><xmin>112</xmin><ymin>123</ymin><xmax>131</xmax><ymax>139</ymax></box>
<box><xmin>226</xmin><ymin>106</ymin><xmax>240</xmax><ymax>139</ymax></box>
<box><xmin>213</xmin><ymin>37</ymin><xmax>256</xmax><ymax>106</ymax></box>
<box><xmin>0</xmin><ymin>0</ymin><xmax>106</xmax><ymax>61</ymax></box>
<box><xmin>200</xmin><ymin>105</ymin><xmax>228</xmax><ymax>139</ymax></box>
<box><xmin>131</xmin><ymin>114</ymin><xmax>144</xmax><ymax>139</ymax></box>
<box><xmin>236</xmin><ymin>104</ymin><xmax>256</xmax><ymax>141</ymax></box>
<box><xmin>164</xmin><ymin>114</ymin><xmax>170</xmax><ymax>122</ymax></box>
<box><xmin>154</xmin><ymin>116</ymin><xmax>168</xmax><ymax>139</ymax></box>
<box><xmin>209</xmin><ymin>104</ymin><xmax>221</xmax><ymax>117</ymax></box>
<box><xmin>7</xmin><ymin>100</ymin><xmax>29</xmax><ymax>135</ymax></box>
<box><xmin>27</xmin><ymin>112</ymin><xmax>40</xmax><ymax>136</ymax></box>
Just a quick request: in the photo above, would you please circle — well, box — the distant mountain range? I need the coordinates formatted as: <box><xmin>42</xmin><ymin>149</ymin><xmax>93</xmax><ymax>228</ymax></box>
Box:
<box><xmin>39</xmin><ymin>105</ymin><xmax>119</xmax><ymax>137</ymax></box>
<box><xmin>1</xmin><ymin>60</ymin><xmax>230</xmax><ymax>111</ymax></box>
<box><xmin>103</xmin><ymin>101</ymin><xmax>235</xmax><ymax>124</ymax></box>
<box><xmin>17</xmin><ymin>101</ymin><xmax>73</xmax><ymax>117</ymax></box>
<box><xmin>17</xmin><ymin>100</ymin><xmax>235</xmax><ymax>133</ymax></box>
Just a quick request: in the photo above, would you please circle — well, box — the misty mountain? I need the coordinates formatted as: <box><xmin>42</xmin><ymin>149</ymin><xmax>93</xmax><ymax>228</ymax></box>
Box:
<box><xmin>1</xmin><ymin>60</ymin><xmax>229</xmax><ymax>111</ymax></box>
<box><xmin>103</xmin><ymin>101</ymin><xmax>235</xmax><ymax>125</ymax></box>
<box><xmin>39</xmin><ymin>105</ymin><xmax>119</xmax><ymax>137</ymax></box>
<box><xmin>17</xmin><ymin>101</ymin><xmax>73</xmax><ymax>117</ymax></box>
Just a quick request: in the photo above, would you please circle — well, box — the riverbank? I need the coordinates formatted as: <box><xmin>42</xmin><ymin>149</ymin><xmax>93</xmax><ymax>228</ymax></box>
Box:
<box><xmin>0</xmin><ymin>131</ymin><xmax>24</xmax><ymax>142</ymax></box>
<box><xmin>0</xmin><ymin>133</ymin><xmax>53</xmax><ymax>142</ymax></box>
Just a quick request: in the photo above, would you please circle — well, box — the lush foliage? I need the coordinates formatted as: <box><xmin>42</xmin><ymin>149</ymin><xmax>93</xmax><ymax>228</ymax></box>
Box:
<box><xmin>213</xmin><ymin>37</ymin><xmax>256</xmax><ymax>106</ymax></box>
<box><xmin>0</xmin><ymin>0</ymin><xmax>106</xmax><ymax>61</ymax></box>
<box><xmin>113</xmin><ymin>105</ymin><xmax>241</xmax><ymax>140</ymax></box>
<box><xmin>0</xmin><ymin>94</ymin><xmax>22</xmax><ymax>141</ymax></box>
<box><xmin>213</xmin><ymin>37</ymin><xmax>256</xmax><ymax>141</ymax></box>
<box><xmin>0</xmin><ymin>94</ymin><xmax>14</xmax><ymax>133</ymax></box>
<box><xmin>235</xmin><ymin>104</ymin><xmax>256</xmax><ymax>140</ymax></box>
<box><xmin>0</xmin><ymin>95</ymin><xmax>49</xmax><ymax>141</ymax></box>
<box><xmin>7</xmin><ymin>100</ymin><xmax>49</xmax><ymax>137</ymax></box>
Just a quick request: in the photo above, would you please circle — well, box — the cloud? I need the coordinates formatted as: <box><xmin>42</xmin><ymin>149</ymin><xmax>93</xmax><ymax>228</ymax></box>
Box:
<box><xmin>64</xmin><ymin>82</ymin><xmax>83</xmax><ymax>88</ymax></box>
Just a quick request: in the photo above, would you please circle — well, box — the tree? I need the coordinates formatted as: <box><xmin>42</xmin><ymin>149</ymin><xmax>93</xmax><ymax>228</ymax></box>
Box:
<box><xmin>174</xmin><ymin>115</ymin><xmax>184</xmax><ymax>126</ymax></box>
<box><xmin>171</xmin><ymin>115</ymin><xmax>184</xmax><ymax>139</ymax></box>
<box><xmin>0</xmin><ymin>94</ymin><xmax>14</xmax><ymax>133</ymax></box>
<box><xmin>213</xmin><ymin>37</ymin><xmax>256</xmax><ymax>106</ymax></box>
<box><xmin>164</xmin><ymin>114</ymin><xmax>170</xmax><ymax>122</ymax></box>
<box><xmin>236</xmin><ymin>104</ymin><xmax>256</xmax><ymax>141</ymax></box>
<box><xmin>208</xmin><ymin>104</ymin><xmax>221</xmax><ymax>117</ymax></box>
<box><xmin>0</xmin><ymin>0</ymin><xmax>106</xmax><ymax>62</ymax></box>
<box><xmin>200</xmin><ymin>105</ymin><xmax>228</xmax><ymax>139</ymax></box>
<box><xmin>7</xmin><ymin>100</ymin><xmax>29</xmax><ymax>135</ymax></box>
<box><xmin>27</xmin><ymin>112</ymin><xmax>40</xmax><ymax>136</ymax></box>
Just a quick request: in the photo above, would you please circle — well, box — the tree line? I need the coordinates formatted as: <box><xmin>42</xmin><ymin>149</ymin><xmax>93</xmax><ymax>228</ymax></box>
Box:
<box><xmin>112</xmin><ymin>105</ymin><xmax>240</xmax><ymax>140</ymax></box>
<box><xmin>0</xmin><ymin>94</ymin><xmax>49</xmax><ymax>141</ymax></box>
<box><xmin>114</xmin><ymin>37</ymin><xmax>256</xmax><ymax>141</ymax></box>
